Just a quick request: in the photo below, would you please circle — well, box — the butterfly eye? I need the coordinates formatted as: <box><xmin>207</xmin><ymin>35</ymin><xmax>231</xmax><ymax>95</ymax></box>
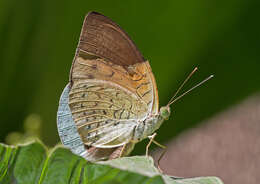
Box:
<box><xmin>160</xmin><ymin>106</ymin><xmax>170</xmax><ymax>120</ymax></box>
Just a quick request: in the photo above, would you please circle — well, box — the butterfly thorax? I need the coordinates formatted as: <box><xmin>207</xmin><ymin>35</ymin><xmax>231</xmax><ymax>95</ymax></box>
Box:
<box><xmin>132</xmin><ymin>106</ymin><xmax>170</xmax><ymax>142</ymax></box>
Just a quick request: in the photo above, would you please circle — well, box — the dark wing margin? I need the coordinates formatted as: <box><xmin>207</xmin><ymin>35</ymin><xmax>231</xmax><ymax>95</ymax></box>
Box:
<box><xmin>70</xmin><ymin>11</ymin><xmax>145</xmax><ymax>82</ymax></box>
<box><xmin>80</xmin><ymin>11</ymin><xmax>145</xmax><ymax>65</ymax></box>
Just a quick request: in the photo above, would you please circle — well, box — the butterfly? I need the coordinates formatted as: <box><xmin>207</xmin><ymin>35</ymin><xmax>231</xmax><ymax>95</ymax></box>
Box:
<box><xmin>57</xmin><ymin>11</ymin><xmax>213</xmax><ymax>161</ymax></box>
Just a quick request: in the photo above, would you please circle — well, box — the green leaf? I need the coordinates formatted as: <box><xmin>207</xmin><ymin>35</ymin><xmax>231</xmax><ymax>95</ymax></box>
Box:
<box><xmin>0</xmin><ymin>141</ymin><xmax>223</xmax><ymax>184</ymax></box>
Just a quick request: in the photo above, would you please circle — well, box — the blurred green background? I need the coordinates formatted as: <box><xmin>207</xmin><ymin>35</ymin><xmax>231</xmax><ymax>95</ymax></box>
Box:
<box><xmin>0</xmin><ymin>0</ymin><xmax>259</xmax><ymax>154</ymax></box>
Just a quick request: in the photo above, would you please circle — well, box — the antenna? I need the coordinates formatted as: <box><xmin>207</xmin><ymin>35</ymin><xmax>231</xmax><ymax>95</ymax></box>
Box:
<box><xmin>168</xmin><ymin>75</ymin><xmax>214</xmax><ymax>106</ymax></box>
<box><xmin>167</xmin><ymin>67</ymin><xmax>198</xmax><ymax>106</ymax></box>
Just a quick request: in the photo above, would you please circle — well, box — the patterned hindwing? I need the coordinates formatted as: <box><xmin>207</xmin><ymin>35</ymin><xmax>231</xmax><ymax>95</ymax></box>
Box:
<box><xmin>69</xmin><ymin>79</ymin><xmax>148</xmax><ymax>148</ymax></box>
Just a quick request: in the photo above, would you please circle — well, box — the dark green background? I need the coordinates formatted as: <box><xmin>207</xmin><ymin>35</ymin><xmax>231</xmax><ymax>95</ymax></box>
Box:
<box><xmin>0</xmin><ymin>0</ymin><xmax>259</xmax><ymax>154</ymax></box>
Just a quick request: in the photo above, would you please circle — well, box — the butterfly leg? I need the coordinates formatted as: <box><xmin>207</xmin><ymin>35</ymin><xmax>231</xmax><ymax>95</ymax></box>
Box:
<box><xmin>109</xmin><ymin>142</ymin><xmax>135</xmax><ymax>160</ymax></box>
<box><xmin>152</xmin><ymin>139</ymin><xmax>167</xmax><ymax>173</ymax></box>
<box><xmin>146</xmin><ymin>132</ymin><xmax>167</xmax><ymax>173</ymax></box>
<box><xmin>146</xmin><ymin>132</ymin><xmax>157</xmax><ymax>156</ymax></box>
<box><xmin>109</xmin><ymin>145</ymin><xmax>124</xmax><ymax>160</ymax></box>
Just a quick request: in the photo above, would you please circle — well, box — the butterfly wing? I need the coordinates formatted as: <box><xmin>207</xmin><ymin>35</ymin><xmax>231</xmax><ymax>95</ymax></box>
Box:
<box><xmin>57</xmin><ymin>84</ymin><xmax>134</xmax><ymax>161</ymax></box>
<box><xmin>70</xmin><ymin>11</ymin><xmax>145</xmax><ymax>70</ymax></box>
<box><xmin>69</xmin><ymin>12</ymin><xmax>159</xmax><ymax>148</ymax></box>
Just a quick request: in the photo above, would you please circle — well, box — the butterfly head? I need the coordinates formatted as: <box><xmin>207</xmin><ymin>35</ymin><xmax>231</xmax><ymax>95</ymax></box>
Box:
<box><xmin>159</xmin><ymin>106</ymin><xmax>171</xmax><ymax>120</ymax></box>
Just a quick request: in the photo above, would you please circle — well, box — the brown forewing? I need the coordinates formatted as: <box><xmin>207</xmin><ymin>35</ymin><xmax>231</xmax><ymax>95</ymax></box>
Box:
<box><xmin>70</xmin><ymin>11</ymin><xmax>159</xmax><ymax>113</ymax></box>
<box><xmin>70</xmin><ymin>50</ymin><xmax>158</xmax><ymax>114</ymax></box>
<box><xmin>74</xmin><ymin>11</ymin><xmax>144</xmax><ymax>68</ymax></box>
